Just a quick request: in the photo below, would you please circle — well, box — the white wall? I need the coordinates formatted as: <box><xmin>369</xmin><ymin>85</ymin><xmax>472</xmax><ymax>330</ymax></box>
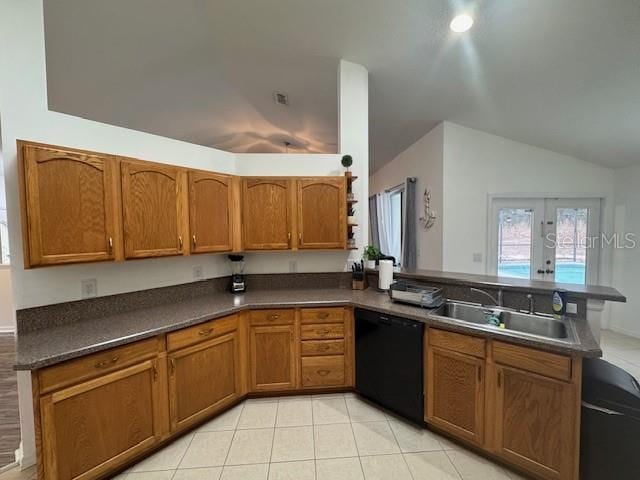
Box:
<box><xmin>369</xmin><ymin>123</ymin><xmax>444</xmax><ymax>270</ymax></box>
<box><xmin>0</xmin><ymin>266</ymin><xmax>14</xmax><ymax>332</ymax></box>
<box><xmin>441</xmin><ymin>122</ymin><xmax>615</xmax><ymax>284</ymax></box>
<box><xmin>611</xmin><ymin>165</ymin><xmax>640</xmax><ymax>337</ymax></box>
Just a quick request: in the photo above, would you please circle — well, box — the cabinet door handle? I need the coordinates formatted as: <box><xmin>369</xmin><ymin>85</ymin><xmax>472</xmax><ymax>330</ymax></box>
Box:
<box><xmin>95</xmin><ymin>356</ymin><xmax>119</xmax><ymax>369</ymax></box>
<box><xmin>299</xmin><ymin>232</ymin><xmax>302</xmax><ymax>243</ymax></box>
<box><xmin>108</xmin><ymin>237</ymin><xmax>113</xmax><ymax>254</ymax></box>
<box><xmin>178</xmin><ymin>236</ymin><xmax>183</xmax><ymax>250</ymax></box>
<box><xmin>497</xmin><ymin>371</ymin><xmax>502</xmax><ymax>388</ymax></box>
<box><xmin>192</xmin><ymin>235</ymin><xmax>197</xmax><ymax>248</ymax></box>
<box><xmin>152</xmin><ymin>362</ymin><xmax>158</xmax><ymax>381</ymax></box>
<box><xmin>170</xmin><ymin>358</ymin><xmax>176</xmax><ymax>375</ymax></box>
<box><xmin>199</xmin><ymin>327</ymin><xmax>214</xmax><ymax>336</ymax></box>
<box><xmin>477</xmin><ymin>367</ymin><xmax>482</xmax><ymax>383</ymax></box>
<box><xmin>287</xmin><ymin>232</ymin><xmax>291</xmax><ymax>246</ymax></box>
<box><xmin>317</xmin><ymin>369</ymin><xmax>330</xmax><ymax>377</ymax></box>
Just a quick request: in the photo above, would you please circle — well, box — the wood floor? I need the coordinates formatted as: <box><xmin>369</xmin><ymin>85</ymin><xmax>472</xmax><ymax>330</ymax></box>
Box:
<box><xmin>0</xmin><ymin>334</ymin><xmax>19</xmax><ymax>468</ymax></box>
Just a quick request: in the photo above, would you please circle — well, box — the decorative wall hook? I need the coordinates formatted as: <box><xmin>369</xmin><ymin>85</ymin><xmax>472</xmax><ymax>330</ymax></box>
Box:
<box><xmin>419</xmin><ymin>188</ymin><xmax>437</xmax><ymax>229</ymax></box>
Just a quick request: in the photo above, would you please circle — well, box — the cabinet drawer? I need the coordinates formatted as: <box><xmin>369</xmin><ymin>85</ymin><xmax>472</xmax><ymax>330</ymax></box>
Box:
<box><xmin>39</xmin><ymin>337</ymin><xmax>162</xmax><ymax>394</ymax></box>
<box><xmin>301</xmin><ymin>355</ymin><xmax>345</xmax><ymax>387</ymax></box>
<box><xmin>167</xmin><ymin>314</ymin><xmax>238</xmax><ymax>352</ymax></box>
<box><xmin>250</xmin><ymin>309</ymin><xmax>295</xmax><ymax>326</ymax></box>
<box><xmin>493</xmin><ymin>341</ymin><xmax>572</xmax><ymax>381</ymax></box>
<box><xmin>428</xmin><ymin>328</ymin><xmax>486</xmax><ymax>358</ymax></box>
<box><xmin>301</xmin><ymin>323</ymin><xmax>344</xmax><ymax>340</ymax></box>
<box><xmin>301</xmin><ymin>339</ymin><xmax>345</xmax><ymax>357</ymax></box>
<box><xmin>301</xmin><ymin>307</ymin><xmax>345</xmax><ymax>324</ymax></box>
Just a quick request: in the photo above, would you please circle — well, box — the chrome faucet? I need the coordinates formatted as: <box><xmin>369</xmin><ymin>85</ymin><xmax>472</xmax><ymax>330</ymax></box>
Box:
<box><xmin>526</xmin><ymin>294</ymin><xmax>535</xmax><ymax>314</ymax></box>
<box><xmin>470</xmin><ymin>287</ymin><xmax>503</xmax><ymax>307</ymax></box>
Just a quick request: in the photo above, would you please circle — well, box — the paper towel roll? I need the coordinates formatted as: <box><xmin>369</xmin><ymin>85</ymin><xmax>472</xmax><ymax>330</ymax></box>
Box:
<box><xmin>378</xmin><ymin>260</ymin><xmax>394</xmax><ymax>290</ymax></box>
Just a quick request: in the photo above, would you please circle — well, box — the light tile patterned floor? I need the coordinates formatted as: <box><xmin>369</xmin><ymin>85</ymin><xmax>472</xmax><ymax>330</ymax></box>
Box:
<box><xmin>3</xmin><ymin>330</ymin><xmax>640</xmax><ymax>480</ymax></box>
<box><xmin>113</xmin><ymin>393</ymin><xmax>527</xmax><ymax>480</ymax></box>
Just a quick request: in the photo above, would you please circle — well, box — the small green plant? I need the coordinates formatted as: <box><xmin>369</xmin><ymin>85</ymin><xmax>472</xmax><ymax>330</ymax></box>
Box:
<box><xmin>348</xmin><ymin>207</ymin><xmax>355</xmax><ymax>216</ymax></box>
<box><xmin>341</xmin><ymin>154</ymin><xmax>353</xmax><ymax>170</ymax></box>
<box><xmin>363</xmin><ymin>245</ymin><xmax>381</xmax><ymax>261</ymax></box>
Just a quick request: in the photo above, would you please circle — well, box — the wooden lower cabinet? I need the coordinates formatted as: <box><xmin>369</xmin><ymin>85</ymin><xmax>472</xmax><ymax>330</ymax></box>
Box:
<box><xmin>492</xmin><ymin>364</ymin><xmax>579</xmax><ymax>480</ymax></box>
<box><xmin>426</xmin><ymin>346</ymin><xmax>485</xmax><ymax>445</ymax></box>
<box><xmin>168</xmin><ymin>331</ymin><xmax>242</xmax><ymax>433</ymax></box>
<box><xmin>249</xmin><ymin>324</ymin><xmax>298</xmax><ymax>391</ymax></box>
<box><xmin>39</xmin><ymin>358</ymin><xmax>165</xmax><ymax>480</ymax></box>
<box><xmin>426</xmin><ymin>328</ymin><xmax>581</xmax><ymax>480</ymax></box>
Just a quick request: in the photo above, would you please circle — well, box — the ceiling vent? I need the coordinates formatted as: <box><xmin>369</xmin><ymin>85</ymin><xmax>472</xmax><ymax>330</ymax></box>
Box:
<box><xmin>273</xmin><ymin>91</ymin><xmax>289</xmax><ymax>106</ymax></box>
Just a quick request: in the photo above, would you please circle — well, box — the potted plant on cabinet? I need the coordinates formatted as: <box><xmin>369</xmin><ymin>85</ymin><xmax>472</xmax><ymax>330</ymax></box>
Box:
<box><xmin>341</xmin><ymin>154</ymin><xmax>353</xmax><ymax>174</ymax></box>
<box><xmin>363</xmin><ymin>245</ymin><xmax>381</xmax><ymax>269</ymax></box>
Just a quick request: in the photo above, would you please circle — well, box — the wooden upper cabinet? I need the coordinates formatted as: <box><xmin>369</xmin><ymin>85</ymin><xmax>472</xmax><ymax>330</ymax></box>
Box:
<box><xmin>427</xmin><ymin>346</ymin><xmax>485</xmax><ymax>446</ymax></box>
<box><xmin>242</xmin><ymin>178</ymin><xmax>293</xmax><ymax>250</ymax></box>
<box><xmin>19</xmin><ymin>143</ymin><xmax>119</xmax><ymax>267</ymax></box>
<box><xmin>188</xmin><ymin>171</ymin><xmax>233</xmax><ymax>253</ymax></box>
<box><xmin>297</xmin><ymin>177</ymin><xmax>346</xmax><ymax>249</ymax></box>
<box><xmin>121</xmin><ymin>160</ymin><xmax>187</xmax><ymax>259</ymax></box>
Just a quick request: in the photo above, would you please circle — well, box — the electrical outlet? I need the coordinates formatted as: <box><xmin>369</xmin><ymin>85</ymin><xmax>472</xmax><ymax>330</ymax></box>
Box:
<box><xmin>289</xmin><ymin>260</ymin><xmax>298</xmax><ymax>273</ymax></box>
<box><xmin>193</xmin><ymin>266</ymin><xmax>203</xmax><ymax>280</ymax></box>
<box><xmin>566</xmin><ymin>303</ymin><xmax>578</xmax><ymax>314</ymax></box>
<box><xmin>473</xmin><ymin>253</ymin><xmax>483</xmax><ymax>263</ymax></box>
<box><xmin>81</xmin><ymin>279</ymin><xmax>97</xmax><ymax>299</ymax></box>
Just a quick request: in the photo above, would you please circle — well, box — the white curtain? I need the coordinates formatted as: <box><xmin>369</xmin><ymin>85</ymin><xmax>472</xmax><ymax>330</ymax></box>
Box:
<box><xmin>376</xmin><ymin>192</ymin><xmax>401</xmax><ymax>262</ymax></box>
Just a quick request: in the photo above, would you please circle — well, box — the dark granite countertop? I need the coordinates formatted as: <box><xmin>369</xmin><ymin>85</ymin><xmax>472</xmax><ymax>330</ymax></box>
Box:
<box><xmin>15</xmin><ymin>288</ymin><xmax>601</xmax><ymax>370</ymax></box>
<box><xmin>370</xmin><ymin>268</ymin><xmax>626</xmax><ymax>302</ymax></box>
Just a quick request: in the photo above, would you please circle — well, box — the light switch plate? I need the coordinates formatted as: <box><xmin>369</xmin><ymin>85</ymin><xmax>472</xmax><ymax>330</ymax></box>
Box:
<box><xmin>81</xmin><ymin>279</ymin><xmax>97</xmax><ymax>299</ymax></box>
<box><xmin>566</xmin><ymin>303</ymin><xmax>578</xmax><ymax>314</ymax></box>
<box><xmin>473</xmin><ymin>253</ymin><xmax>483</xmax><ymax>263</ymax></box>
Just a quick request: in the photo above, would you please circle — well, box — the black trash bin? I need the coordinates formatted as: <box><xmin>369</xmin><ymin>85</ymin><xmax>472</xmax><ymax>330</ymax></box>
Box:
<box><xmin>581</xmin><ymin>358</ymin><xmax>640</xmax><ymax>480</ymax></box>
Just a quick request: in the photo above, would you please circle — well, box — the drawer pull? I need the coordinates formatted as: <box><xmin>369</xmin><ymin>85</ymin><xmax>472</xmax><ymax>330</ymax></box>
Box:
<box><xmin>318</xmin><ymin>328</ymin><xmax>330</xmax><ymax>335</ymax></box>
<box><xmin>317</xmin><ymin>312</ymin><xmax>330</xmax><ymax>319</ymax></box>
<box><xmin>268</xmin><ymin>314</ymin><xmax>280</xmax><ymax>321</ymax></box>
<box><xmin>317</xmin><ymin>369</ymin><xmax>331</xmax><ymax>377</ymax></box>
<box><xmin>199</xmin><ymin>328</ymin><xmax>214</xmax><ymax>336</ymax></box>
<box><xmin>321</xmin><ymin>345</ymin><xmax>331</xmax><ymax>351</ymax></box>
<box><xmin>95</xmin><ymin>356</ymin><xmax>119</xmax><ymax>369</ymax></box>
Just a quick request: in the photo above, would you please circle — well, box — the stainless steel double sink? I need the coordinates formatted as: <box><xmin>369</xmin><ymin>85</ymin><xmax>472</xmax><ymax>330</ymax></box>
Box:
<box><xmin>432</xmin><ymin>300</ymin><xmax>577</xmax><ymax>343</ymax></box>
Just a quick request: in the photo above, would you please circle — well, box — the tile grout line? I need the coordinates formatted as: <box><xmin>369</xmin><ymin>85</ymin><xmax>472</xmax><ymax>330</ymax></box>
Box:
<box><xmin>443</xmin><ymin>449</ymin><xmax>465</xmax><ymax>480</ymax></box>
<box><xmin>220</xmin><ymin>402</ymin><xmax>246</xmax><ymax>472</ymax></box>
<box><xmin>310</xmin><ymin>394</ymin><xmax>318</xmax><ymax>480</ymax></box>
<box><xmin>345</xmin><ymin>398</ymin><xmax>367</xmax><ymax>480</ymax></box>
<box><xmin>385</xmin><ymin>416</ymin><xmax>417</xmax><ymax>480</ymax></box>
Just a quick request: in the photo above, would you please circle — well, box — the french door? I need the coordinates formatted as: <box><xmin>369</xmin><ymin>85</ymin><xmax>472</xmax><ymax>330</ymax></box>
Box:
<box><xmin>488</xmin><ymin>198</ymin><xmax>601</xmax><ymax>285</ymax></box>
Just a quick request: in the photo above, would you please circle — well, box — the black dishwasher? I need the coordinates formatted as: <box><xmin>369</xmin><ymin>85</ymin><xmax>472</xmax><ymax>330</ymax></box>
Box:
<box><xmin>355</xmin><ymin>308</ymin><xmax>424</xmax><ymax>425</ymax></box>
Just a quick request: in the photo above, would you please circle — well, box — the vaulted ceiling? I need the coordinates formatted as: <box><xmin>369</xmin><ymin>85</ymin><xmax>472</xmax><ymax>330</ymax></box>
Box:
<box><xmin>44</xmin><ymin>0</ymin><xmax>640</xmax><ymax>172</ymax></box>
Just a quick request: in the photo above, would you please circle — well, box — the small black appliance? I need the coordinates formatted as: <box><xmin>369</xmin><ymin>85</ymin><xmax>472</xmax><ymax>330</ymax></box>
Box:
<box><xmin>228</xmin><ymin>254</ymin><xmax>246</xmax><ymax>293</ymax></box>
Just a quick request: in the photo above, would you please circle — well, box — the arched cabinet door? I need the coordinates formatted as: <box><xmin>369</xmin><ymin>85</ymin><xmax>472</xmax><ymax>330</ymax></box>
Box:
<box><xmin>241</xmin><ymin>178</ymin><xmax>293</xmax><ymax>250</ymax></box>
<box><xmin>20</xmin><ymin>143</ymin><xmax>119</xmax><ymax>267</ymax></box>
<box><xmin>121</xmin><ymin>160</ymin><xmax>186</xmax><ymax>259</ymax></box>
<box><xmin>297</xmin><ymin>178</ymin><xmax>346</xmax><ymax>249</ymax></box>
<box><xmin>188</xmin><ymin>171</ymin><xmax>233</xmax><ymax>253</ymax></box>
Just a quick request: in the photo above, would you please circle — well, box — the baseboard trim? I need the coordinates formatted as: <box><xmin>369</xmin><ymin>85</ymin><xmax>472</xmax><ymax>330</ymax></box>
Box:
<box><xmin>0</xmin><ymin>326</ymin><xmax>15</xmax><ymax>334</ymax></box>
<box><xmin>607</xmin><ymin>326</ymin><xmax>640</xmax><ymax>340</ymax></box>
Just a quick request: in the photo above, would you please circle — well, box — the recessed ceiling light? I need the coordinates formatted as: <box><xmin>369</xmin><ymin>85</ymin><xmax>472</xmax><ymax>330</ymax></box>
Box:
<box><xmin>450</xmin><ymin>14</ymin><xmax>474</xmax><ymax>33</ymax></box>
